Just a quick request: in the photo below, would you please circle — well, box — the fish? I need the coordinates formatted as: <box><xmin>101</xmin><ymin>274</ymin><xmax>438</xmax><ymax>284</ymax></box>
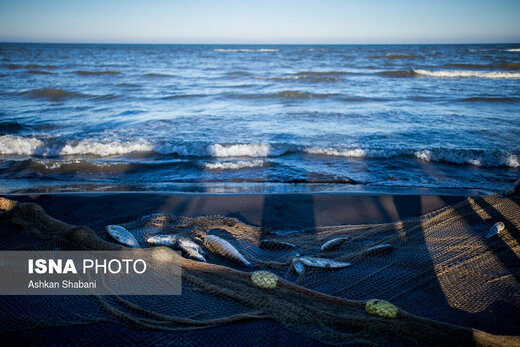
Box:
<box><xmin>292</xmin><ymin>261</ymin><xmax>305</xmax><ymax>276</ymax></box>
<box><xmin>320</xmin><ymin>237</ymin><xmax>349</xmax><ymax>253</ymax></box>
<box><xmin>292</xmin><ymin>256</ymin><xmax>351</xmax><ymax>269</ymax></box>
<box><xmin>204</xmin><ymin>235</ymin><xmax>252</xmax><ymax>268</ymax></box>
<box><xmin>106</xmin><ymin>225</ymin><xmax>140</xmax><ymax>248</ymax></box>
<box><xmin>486</xmin><ymin>222</ymin><xmax>505</xmax><ymax>238</ymax></box>
<box><xmin>259</xmin><ymin>239</ymin><xmax>296</xmax><ymax>250</ymax></box>
<box><xmin>177</xmin><ymin>238</ymin><xmax>206</xmax><ymax>262</ymax></box>
<box><xmin>178</xmin><ymin>238</ymin><xmax>205</xmax><ymax>255</ymax></box>
<box><xmin>146</xmin><ymin>234</ymin><xmax>178</xmax><ymax>246</ymax></box>
<box><xmin>147</xmin><ymin>235</ymin><xmax>206</xmax><ymax>262</ymax></box>
<box><xmin>364</xmin><ymin>244</ymin><xmax>394</xmax><ymax>256</ymax></box>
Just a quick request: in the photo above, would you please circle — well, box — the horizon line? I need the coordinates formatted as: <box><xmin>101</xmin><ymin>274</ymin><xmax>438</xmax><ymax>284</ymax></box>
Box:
<box><xmin>1</xmin><ymin>41</ymin><xmax>519</xmax><ymax>45</ymax></box>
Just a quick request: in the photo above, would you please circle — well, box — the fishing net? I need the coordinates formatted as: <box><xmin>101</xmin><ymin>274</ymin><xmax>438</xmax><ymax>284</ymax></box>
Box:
<box><xmin>0</xmin><ymin>195</ymin><xmax>519</xmax><ymax>346</ymax></box>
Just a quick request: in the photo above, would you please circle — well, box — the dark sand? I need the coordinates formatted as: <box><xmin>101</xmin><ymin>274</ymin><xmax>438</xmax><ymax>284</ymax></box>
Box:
<box><xmin>7</xmin><ymin>193</ymin><xmax>465</xmax><ymax>231</ymax></box>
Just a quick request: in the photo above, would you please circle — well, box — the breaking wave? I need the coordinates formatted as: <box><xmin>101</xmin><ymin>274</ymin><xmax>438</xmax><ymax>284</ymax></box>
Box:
<box><xmin>2</xmin><ymin>135</ymin><xmax>518</xmax><ymax>168</ymax></box>
<box><xmin>205</xmin><ymin>160</ymin><xmax>265</xmax><ymax>170</ymax></box>
<box><xmin>60</xmin><ymin>139</ymin><xmax>153</xmax><ymax>156</ymax></box>
<box><xmin>443</xmin><ymin>63</ymin><xmax>520</xmax><ymax>70</ymax></box>
<box><xmin>0</xmin><ymin>135</ymin><xmax>44</xmax><ymax>155</ymax></box>
<box><xmin>505</xmin><ymin>48</ymin><xmax>520</xmax><ymax>52</ymax></box>
<box><xmin>413</xmin><ymin>69</ymin><xmax>520</xmax><ymax>79</ymax></box>
<box><xmin>207</xmin><ymin>144</ymin><xmax>271</xmax><ymax>157</ymax></box>
<box><xmin>306</xmin><ymin>146</ymin><xmax>520</xmax><ymax>167</ymax></box>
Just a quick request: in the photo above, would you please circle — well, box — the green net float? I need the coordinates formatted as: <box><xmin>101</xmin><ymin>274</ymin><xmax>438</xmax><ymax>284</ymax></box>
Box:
<box><xmin>251</xmin><ymin>271</ymin><xmax>278</xmax><ymax>289</ymax></box>
<box><xmin>365</xmin><ymin>299</ymin><xmax>398</xmax><ymax>318</ymax></box>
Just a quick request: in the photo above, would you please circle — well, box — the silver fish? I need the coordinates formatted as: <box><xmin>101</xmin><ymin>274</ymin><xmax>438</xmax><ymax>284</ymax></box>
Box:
<box><xmin>293</xmin><ymin>256</ymin><xmax>351</xmax><ymax>269</ymax></box>
<box><xmin>486</xmin><ymin>222</ymin><xmax>505</xmax><ymax>239</ymax></box>
<box><xmin>364</xmin><ymin>244</ymin><xmax>394</xmax><ymax>256</ymax></box>
<box><xmin>259</xmin><ymin>239</ymin><xmax>296</xmax><ymax>250</ymax></box>
<box><xmin>106</xmin><ymin>225</ymin><xmax>140</xmax><ymax>248</ymax></box>
<box><xmin>320</xmin><ymin>237</ymin><xmax>349</xmax><ymax>253</ymax></box>
<box><xmin>178</xmin><ymin>238</ymin><xmax>205</xmax><ymax>255</ymax></box>
<box><xmin>292</xmin><ymin>261</ymin><xmax>305</xmax><ymax>276</ymax></box>
<box><xmin>178</xmin><ymin>238</ymin><xmax>206</xmax><ymax>262</ymax></box>
<box><xmin>204</xmin><ymin>235</ymin><xmax>252</xmax><ymax>267</ymax></box>
<box><xmin>146</xmin><ymin>234</ymin><xmax>178</xmax><ymax>246</ymax></box>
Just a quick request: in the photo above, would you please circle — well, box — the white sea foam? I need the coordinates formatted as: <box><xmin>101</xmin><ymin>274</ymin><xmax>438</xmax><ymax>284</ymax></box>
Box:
<box><xmin>205</xmin><ymin>160</ymin><xmax>265</xmax><ymax>170</ymax></box>
<box><xmin>414</xmin><ymin>150</ymin><xmax>520</xmax><ymax>168</ymax></box>
<box><xmin>214</xmin><ymin>48</ymin><xmax>279</xmax><ymax>52</ymax></box>
<box><xmin>413</xmin><ymin>69</ymin><xmax>520</xmax><ymax>79</ymax></box>
<box><xmin>505</xmin><ymin>48</ymin><xmax>520</xmax><ymax>52</ymax></box>
<box><xmin>60</xmin><ymin>139</ymin><xmax>153</xmax><ymax>156</ymax></box>
<box><xmin>305</xmin><ymin>147</ymin><xmax>367</xmax><ymax>157</ymax></box>
<box><xmin>0</xmin><ymin>135</ymin><xmax>44</xmax><ymax>155</ymax></box>
<box><xmin>208</xmin><ymin>144</ymin><xmax>271</xmax><ymax>157</ymax></box>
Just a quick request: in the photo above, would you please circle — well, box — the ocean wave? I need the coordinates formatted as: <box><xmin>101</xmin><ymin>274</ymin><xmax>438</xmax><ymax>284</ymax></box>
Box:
<box><xmin>505</xmin><ymin>48</ymin><xmax>520</xmax><ymax>52</ymax></box>
<box><xmin>117</xmin><ymin>83</ymin><xmax>141</xmax><ymax>87</ymax></box>
<box><xmin>75</xmin><ymin>70</ymin><xmax>120</xmax><ymax>76</ymax></box>
<box><xmin>27</xmin><ymin>70</ymin><xmax>53</xmax><ymax>75</ymax></box>
<box><xmin>241</xmin><ymin>90</ymin><xmax>336</xmax><ymax>99</ymax></box>
<box><xmin>0</xmin><ymin>121</ymin><xmax>30</xmax><ymax>134</ymax></box>
<box><xmin>214</xmin><ymin>48</ymin><xmax>278</xmax><ymax>52</ymax></box>
<box><xmin>295</xmin><ymin>71</ymin><xmax>347</xmax><ymax>76</ymax></box>
<box><xmin>254</xmin><ymin>75</ymin><xmax>342</xmax><ymax>83</ymax></box>
<box><xmin>413</xmin><ymin>69</ymin><xmax>520</xmax><ymax>79</ymax></box>
<box><xmin>60</xmin><ymin>139</ymin><xmax>153</xmax><ymax>156</ymax></box>
<box><xmin>208</xmin><ymin>144</ymin><xmax>271</xmax><ymax>157</ymax></box>
<box><xmin>377</xmin><ymin>70</ymin><xmax>417</xmax><ymax>77</ymax></box>
<box><xmin>308</xmin><ymin>48</ymin><xmax>327</xmax><ymax>52</ymax></box>
<box><xmin>414</xmin><ymin>150</ymin><xmax>519</xmax><ymax>167</ymax></box>
<box><xmin>205</xmin><ymin>160</ymin><xmax>265</xmax><ymax>170</ymax></box>
<box><xmin>385</xmin><ymin>53</ymin><xmax>421</xmax><ymax>59</ymax></box>
<box><xmin>443</xmin><ymin>63</ymin><xmax>520</xmax><ymax>70</ymax></box>
<box><xmin>2</xmin><ymin>136</ymin><xmax>518</xmax><ymax>168</ymax></box>
<box><xmin>0</xmin><ymin>135</ymin><xmax>44</xmax><ymax>155</ymax></box>
<box><xmin>21</xmin><ymin>88</ymin><xmax>88</xmax><ymax>101</ymax></box>
<box><xmin>305</xmin><ymin>147</ymin><xmax>395</xmax><ymax>158</ymax></box>
<box><xmin>4</xmin><ymin>64</ymin><xmax>58</xmax><ymax>69</ymax></box>
<box><xmin>457</xmin><ymin>96</ymin><xmax>520</xmax><ymax>103</ymax></box>
<box><xmin>144</xmin><ymin>73</ymin><xmax>175</xmax><ymax>78</ymax></box>
<box><xmin>306</xmin><ymin>146</ymin><xmax>520</xmax><ymax>168</ymax></box>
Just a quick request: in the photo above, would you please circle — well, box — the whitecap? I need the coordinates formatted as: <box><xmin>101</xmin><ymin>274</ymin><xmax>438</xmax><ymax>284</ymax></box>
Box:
<box><xmin>208</xmin><ymin>144</ymin><xmax>270</xmax><ymax>157</ymax></box>
<box><xmin>60</xmin><ymin>139</ymin><xmax>153</xmax><ymax>156</ymax></box>
<box><xmin>205</xmin><ymin>160</ymin><xmax>265</xmax><ymax>170</ymax></box>
<box><xmin>413</xmin><ymin>69</ymin><xmax>520</xmax><ymax>79</ymax></box>
<box><xmin>0</xmin><ymin>135</ymin><xmax>44</xmax><ymax>155</ymax></box>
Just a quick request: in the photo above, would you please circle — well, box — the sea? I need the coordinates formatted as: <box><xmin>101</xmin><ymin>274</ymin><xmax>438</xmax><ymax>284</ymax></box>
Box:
<box><xmin>0</xmin><ymin>43</ymin><xmax>519</xmax><ymax>194</ymax></box>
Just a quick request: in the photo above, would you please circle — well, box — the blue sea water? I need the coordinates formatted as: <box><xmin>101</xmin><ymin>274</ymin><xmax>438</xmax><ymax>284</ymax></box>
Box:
<box><xmin>0</xmin><ymin>43</ymin><xmax>519</xmax><ymax>194</ymax></box>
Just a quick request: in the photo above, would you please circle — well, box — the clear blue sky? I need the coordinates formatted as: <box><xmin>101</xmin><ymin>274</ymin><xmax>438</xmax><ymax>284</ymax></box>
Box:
<box><xmin>0</xmin><ymin>0</ymin><xmax>519</xmax><ymax>44</ymax></box>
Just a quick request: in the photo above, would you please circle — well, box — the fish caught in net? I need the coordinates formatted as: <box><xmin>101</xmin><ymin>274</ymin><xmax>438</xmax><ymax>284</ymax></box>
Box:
<box><xmin>0</xmin><ymin>195</ymin><xmax>519</xmax><ymax>346</ymax></box>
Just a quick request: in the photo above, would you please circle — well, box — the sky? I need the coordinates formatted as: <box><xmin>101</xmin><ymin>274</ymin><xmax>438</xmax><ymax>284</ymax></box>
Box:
<box><xmin>0</xmin><ymin>0</ymin><xmax>519</xmax><ymax>44</ymax></box>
